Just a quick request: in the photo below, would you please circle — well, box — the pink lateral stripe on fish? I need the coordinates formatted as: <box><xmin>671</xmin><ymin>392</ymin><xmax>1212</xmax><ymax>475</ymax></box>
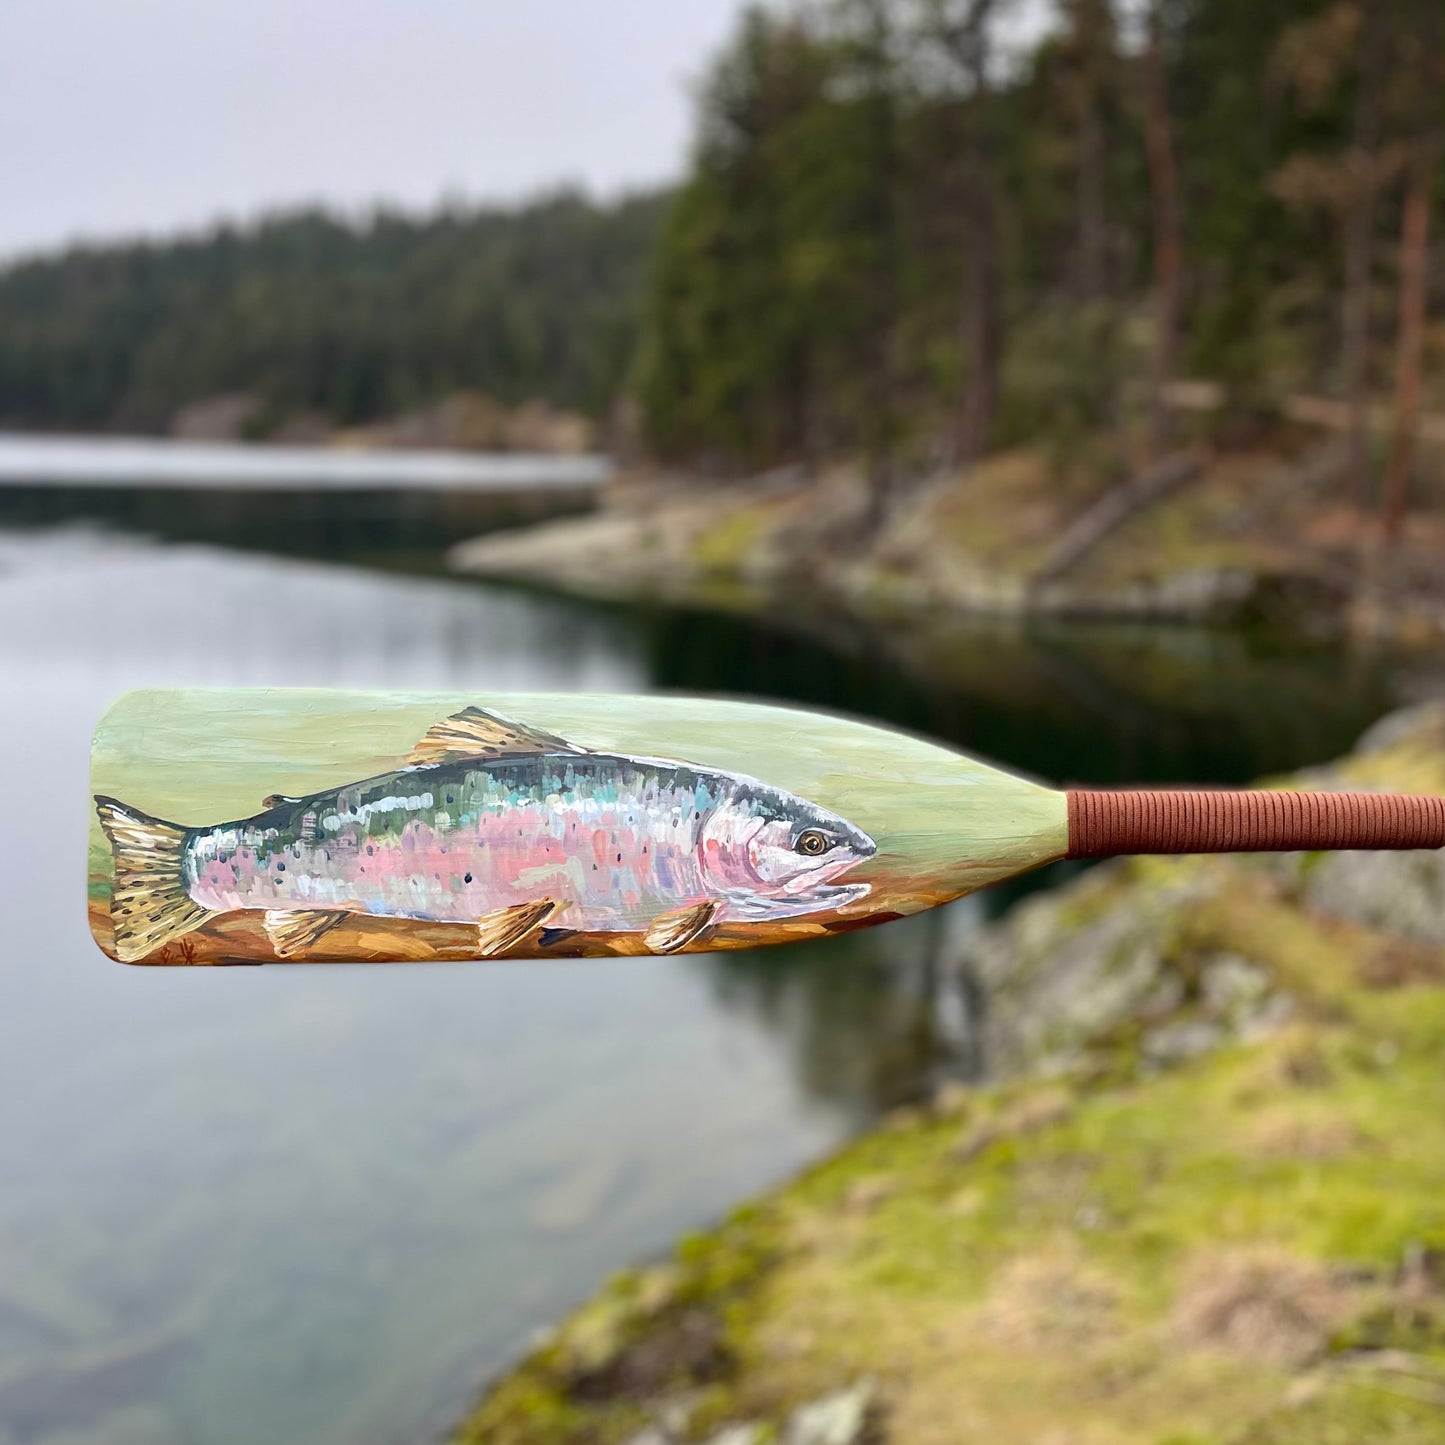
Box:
<box><xmin>94</xmin><ymin>706</ymin><xmax>877</xmax><ymax>962</ymax></box>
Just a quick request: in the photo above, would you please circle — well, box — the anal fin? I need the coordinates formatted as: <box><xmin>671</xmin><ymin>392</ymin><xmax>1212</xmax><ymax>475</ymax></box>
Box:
<box><xmin>264</xmin><ymin>909</ymin><xmax>351</xmax><ymax>959</ymax></box>
<box><xmin>475</xmin><ymin>898</ymin><xmax>559</xmax><ymax>957</ymax></box>
<box><xmin>644</xmin><ymin>899</ymin><xmax>720</xmax><ymax>955</ymax></box>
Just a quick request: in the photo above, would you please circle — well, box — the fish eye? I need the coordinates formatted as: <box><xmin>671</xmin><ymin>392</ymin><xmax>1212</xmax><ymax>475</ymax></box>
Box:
<box><xmin>796</xmin><ymin>829</ymin><xmax>830</xmax><ymax>857</ymax></box>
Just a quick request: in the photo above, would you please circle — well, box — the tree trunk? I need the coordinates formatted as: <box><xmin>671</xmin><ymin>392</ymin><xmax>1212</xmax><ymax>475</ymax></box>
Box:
<box><xmin>1381</xmin><ymin>133</ymin><xmax>1433</xmax><ymax>545</ymax></box>
<box><xmin>952</xmin><ymin>0</ymin><xmax>1000</xmax><ymax>470</ymax></box>
<box><xmin>1036</xmin><ymin>451</ymin><xmax>1203</xmax><ymax>582</ymax></box>
<box><xmin>1073</xmin><ymin>0</ymin><xmax>1112</xmax><ymax>302</ymax></box>
<box><xmin>865</xmin><ymin>234</ymin><xmax>899</xmax><ymax>529</ymax></box>
<box><xmin>955</xmin><ymin>213</ymin><xmax>1001</xmax><ymax>467</ymax></box>
<box><xmin>1341</xmin><ymin>9</ymin><xmax>1383</xmax><ymax>510</ymax></box>
<box><xmin>1077</xmin><ymin>86</ymin><xmax>1108</xmax><ymax>300</ymax></box>
<box><xmin>1143</xmin><ymin>0</ymin><xmax>1182</xmax><ymax>459</ymax></box>
<box><xmin>859</xmin><ymin>0</ymin><xmax>899</xmax><ymax>530</ymax></box>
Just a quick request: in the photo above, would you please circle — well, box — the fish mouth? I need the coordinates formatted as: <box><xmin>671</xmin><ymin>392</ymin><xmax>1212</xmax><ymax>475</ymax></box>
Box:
<box><xmin>728</xmin><ymin>879</ymin><xmax>872</xmax><ymax>920</ymax></box>
<box><xmin>809</xmin><ymin>880</ymin><xmax>871</xmax><ymax>910</ymax></box>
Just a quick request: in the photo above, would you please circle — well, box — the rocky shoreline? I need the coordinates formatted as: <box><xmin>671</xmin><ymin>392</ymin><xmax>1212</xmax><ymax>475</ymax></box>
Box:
<box><xmin>455</xmin><ymin>703</ymin><xmax>1445</xmax><ymax>1444</ymax></box>
<box><xmin>450</xmin><ymin>439</ymin><xmax>1445</xmax><ymax>643</ymax></box>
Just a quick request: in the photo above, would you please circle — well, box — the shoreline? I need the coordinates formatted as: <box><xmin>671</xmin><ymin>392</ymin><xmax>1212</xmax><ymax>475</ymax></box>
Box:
<box><xmin>450</xmin><ymin>442</ymin><xmax>1445</xmax><ymax>646</ymax></box>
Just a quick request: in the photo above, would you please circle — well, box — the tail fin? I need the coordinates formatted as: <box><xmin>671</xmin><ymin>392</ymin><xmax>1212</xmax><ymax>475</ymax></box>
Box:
<box><xmin>94</xmin><ymin>796</ymin><xmax>211</xmax><ymax>963</ymax></box>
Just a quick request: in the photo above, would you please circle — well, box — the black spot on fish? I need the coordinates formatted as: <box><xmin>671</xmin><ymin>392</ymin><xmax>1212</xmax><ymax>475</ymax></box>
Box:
<box><xmin>276</xmin><ymin>862</ymin><xmax>285</xmax><ymax>871</ymax></box>
<box><xmin>446</xmin><ymin>793</ymin><xmax>454</xmax><ymax>804</ymax></box>
<box><xmin>617</xmin><ymin>853</ymin><xmax>622</xmax><ymax>863</ymax></box>
<box><xmin>464</xmin><ymin>873</ymin><xmax>472</xmax><ymax>884</ymax></box>
<box><xmin>366</xmin><ymin>844</ymin><xmax>373</xmax><ymax>855</ymax></box>
<box><xmin>592</xmin><ymin>863</ymin><xmax>598</xmax><ymax>871</ymax></box>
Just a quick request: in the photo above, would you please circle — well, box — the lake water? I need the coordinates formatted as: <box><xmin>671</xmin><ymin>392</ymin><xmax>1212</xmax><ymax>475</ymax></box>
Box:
<box><xmin>0</xmin><ymin>500</ymin><xmax>1431</xmax><ymax>1445</ymax></box>
<box><xmin>0</xmin><ymin>432</ymin><xmax>611</xmax><ymax>490</ymax></box>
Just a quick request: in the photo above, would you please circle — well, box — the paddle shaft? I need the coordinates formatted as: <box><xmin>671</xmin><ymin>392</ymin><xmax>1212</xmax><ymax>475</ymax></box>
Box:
<box><xmin>1066</xmin><ymin>789</ymin><xmax>1445</xmax><ymax>859</ymax></box>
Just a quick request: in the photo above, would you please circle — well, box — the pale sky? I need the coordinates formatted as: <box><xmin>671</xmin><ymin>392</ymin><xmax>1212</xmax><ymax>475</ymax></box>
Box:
<box><xmin>0</xmin><ymin>0</ymin><xmax>1055</xmax><ymax>264</ymax></box>
<box><xmin>0</xmin><ymin>0</ymin><xmax>747</xmax><ymax>260</ymax></box>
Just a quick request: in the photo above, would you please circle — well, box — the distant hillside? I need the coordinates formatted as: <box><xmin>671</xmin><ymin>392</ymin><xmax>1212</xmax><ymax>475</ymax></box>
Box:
<box><xmin>0</xmin><ymin>189</ymin><xmax>668</xmax><ymax>436</ymax></box>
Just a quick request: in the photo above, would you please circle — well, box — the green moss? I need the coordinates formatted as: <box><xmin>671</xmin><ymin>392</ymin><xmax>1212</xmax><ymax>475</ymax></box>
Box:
<box><xmin>466</xmin><ymin>957</ymin><xmax>1444</xmax><ymax>1440</ymax></box>
<box><xmin>689</xmin><ymin>502</ymin><xmax>778</xmax><ymax>574</ymax></box>
<box><xmin>459</xmin><ymin>726</ymin><xmax>1445</xmax><ymax>1445</ymax></box>
<box><xmin>464</xmin><ymin>948</ymin><xmax>1445</xmax><ymax>1442</ymax></box>
<box><xmin>455</xmin><ymin>1373</ymin><xmax>587</xmax><ymax>1445</ymax></box>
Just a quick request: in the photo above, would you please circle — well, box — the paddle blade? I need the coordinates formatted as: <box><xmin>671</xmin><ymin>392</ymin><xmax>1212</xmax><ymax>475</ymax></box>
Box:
<box><xmin>89</xmin><ymin>690</ymin><xmax>1067</xmax><ymax>964</ymax></box>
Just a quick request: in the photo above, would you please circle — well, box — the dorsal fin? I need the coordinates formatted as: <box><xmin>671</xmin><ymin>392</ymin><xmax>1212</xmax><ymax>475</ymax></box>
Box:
<box><xmin>405</xmin><ymin>706</ymin><xmax>584</xmax><ymax>766</ymax></box>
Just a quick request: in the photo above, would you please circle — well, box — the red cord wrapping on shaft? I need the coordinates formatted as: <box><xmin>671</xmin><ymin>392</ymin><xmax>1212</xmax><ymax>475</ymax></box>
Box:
<box><xmin>1065</xmin><ymin>789</ymin><xmax>1445</xmax><ymax>859</ymax></box>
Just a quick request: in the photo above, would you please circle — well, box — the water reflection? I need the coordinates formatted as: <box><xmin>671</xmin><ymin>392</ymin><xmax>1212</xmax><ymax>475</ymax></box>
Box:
<box><xmin>693</xmin><ymin>903</ymin><xmax>986</xmax><ymax>1116</ymax></box>
<box><xmin>0</xmin><ymin>529</ymin><xmax>941</xmax><ymax>1445</ymax></box>
<box><xmin>0</xmin><ymin>528</ymin><xmax>644</xmax><ymax>693</ymax></box>
<box><xmin>0</xmin><ymin>522</ymin><xmax>1429</xmax><ymax>1445</ymax></box>
<box><xmin>623</xmin><ymin>599</ymin><xmax>1415</xmax><ymax>788</ymax></box>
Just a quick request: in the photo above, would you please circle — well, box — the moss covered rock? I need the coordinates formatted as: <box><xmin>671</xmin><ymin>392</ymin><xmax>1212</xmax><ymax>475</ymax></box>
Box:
<box><xmin>456</xmin><ymin>707</ymin><xmax>1445</xmax><ymax>1444</ymax></box>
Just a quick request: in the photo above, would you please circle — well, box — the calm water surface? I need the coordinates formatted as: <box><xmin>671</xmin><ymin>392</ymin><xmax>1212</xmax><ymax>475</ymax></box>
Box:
<box><xmin>0</xmin><ymin>432</ymin><xmax>610</xmax><ymax>490</ymax></box>
<box><xmin>0</xmin><ymin>516</ymin><xmax>1427</xmax><ymax>1445</ymax></box>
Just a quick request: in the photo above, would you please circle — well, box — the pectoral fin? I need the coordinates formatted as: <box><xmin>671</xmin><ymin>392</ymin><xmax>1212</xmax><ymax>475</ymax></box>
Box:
<box><xmin>264</xmin><ymin>909</ymin><xmax>351</xmax><ymax>959</ymax></box>
<box><xmin>644</xmin><ymin>900</ymin><xmax>720</xmax><ymax>955</ymax></box>
<box><xmin>475</xmin><ymin>898</ymin><xmax>560</xmax><ymax>957</ymax></box>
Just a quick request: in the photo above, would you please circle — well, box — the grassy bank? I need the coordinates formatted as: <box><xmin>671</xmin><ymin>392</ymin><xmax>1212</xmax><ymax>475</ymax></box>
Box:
<box><xmin>457</xmin><ymin>706</ymin><xmax>1445</xmax><ymax>1445</ymax></box>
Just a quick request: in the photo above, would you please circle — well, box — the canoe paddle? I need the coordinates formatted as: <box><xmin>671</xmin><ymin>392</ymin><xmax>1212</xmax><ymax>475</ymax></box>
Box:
<box><xmin>89</xmin><ymin>689</ymin><xmax>1445</xmax><ymax>965</ymax></box>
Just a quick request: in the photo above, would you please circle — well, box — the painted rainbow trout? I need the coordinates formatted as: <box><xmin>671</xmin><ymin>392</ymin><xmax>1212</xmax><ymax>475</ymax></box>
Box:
<box><xmin>95</xmin><ymin>706</ymin><xmax>876</xmax><ymax>962</ymax></box>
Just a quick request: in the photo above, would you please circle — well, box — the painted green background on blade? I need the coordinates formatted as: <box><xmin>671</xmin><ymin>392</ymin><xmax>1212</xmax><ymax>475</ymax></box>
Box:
<box><xmin>89</xmin><ymin>689</ymin><xmax>1068</xmax><ymax>958</ymax></box>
